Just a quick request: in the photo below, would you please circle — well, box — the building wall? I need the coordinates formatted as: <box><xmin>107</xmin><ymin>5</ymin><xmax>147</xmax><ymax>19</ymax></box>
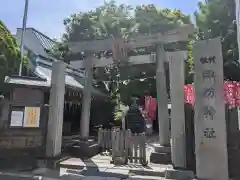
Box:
<box><xmin>0</xmin><ymin>98</ymin><xmax>10</xmax><ymax>129</ymax></box>
<box><xmin>0</xmin><ymin>87</ymin><xmax>44</xmax><ymax>129</ymax></box>
<box><xmin>12</xmin><ymin>87</ymin><xmax>44</xmax><ymax>104</ymax></box>
<box><xmin>0</xmin><ymin>87</ymin><xmax>47</xmax><ymax>159</ymax></box>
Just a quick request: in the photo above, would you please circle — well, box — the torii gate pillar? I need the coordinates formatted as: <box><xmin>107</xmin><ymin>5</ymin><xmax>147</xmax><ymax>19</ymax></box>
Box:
<box><xmin>151</xmin><ymin>46</ymin><xmax>188</xmax><ymax>168</ymax></box>
<box><xmin>156</xmin><ymin>44</ymin><xmax>170</xmax><ymax>146</ymax></box>
<box><xmin>169</xmin><ymin>51</ymin><xmax>187</xmax><ymax>168</ymax></box>
<box><xmin>150</xmin><ymin>44</ymin><xmax>172</xmax><ymax>164</ymax></box>
<box><xmin>46</xmin><ymin>61</ymin><xmax>66</xmax><ymax>157</ymax></box>
<box><xmin>80</xmin><ymin>54</ymin><xmax>93</xmax><ymax>139</ymax></box>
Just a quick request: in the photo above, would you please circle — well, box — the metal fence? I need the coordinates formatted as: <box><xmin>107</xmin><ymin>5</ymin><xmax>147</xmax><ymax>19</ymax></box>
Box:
<box><xmin>98</xmin><ymin>128</ymin><xmax>148</xmax><ymax>166</ymax></box>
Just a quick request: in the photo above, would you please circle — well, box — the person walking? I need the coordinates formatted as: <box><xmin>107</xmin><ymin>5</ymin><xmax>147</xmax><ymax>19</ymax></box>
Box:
<box><xmin>125</xmin><ymin>96</ymin><xmax>145</xmax><ymax>133</ymax></box>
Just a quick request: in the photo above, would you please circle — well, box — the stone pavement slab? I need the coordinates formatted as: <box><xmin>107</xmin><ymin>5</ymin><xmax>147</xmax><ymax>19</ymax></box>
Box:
<box><xmin>0</xmin><ymin>174</ymin><xmax>35</xmax><ymax>180</ymax></box>
<box><xmin>104</xmin><ymin>168</ymin><xmax>129</xmax><ymax>175</ymax></box>
<box><xmin>127</xmin><ymin>175</ymin><xmax>166</xmax><ymax>180</ymax></box>
<box><xmin>60</xmin><ymin>155</ymin><xmax>172</xmax><ymax>172</ymax></box>
<box><xmin>82</xmin><ymin>176</ymin><xmax>120</xmax><ymax>180</ymax></box>
<box><xmin>60</xmin><ymin>157</ymin><xmax>114</xmax><ymax>169</ymax></box>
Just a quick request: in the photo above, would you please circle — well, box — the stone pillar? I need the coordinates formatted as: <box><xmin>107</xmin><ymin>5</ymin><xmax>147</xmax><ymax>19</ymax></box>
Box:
<box><xmin>80</xmin><ymin>55</ymin><xmax>93</xmax><ymax>139</ymax></box>
<box><xmin>156</xmin><ymin>44</ymin><xmax>170</xmax><ymax>146</ymax></box>
<box><xmin>169</xmin><ymin>51</ymin><xmax>187</xmax><ymax>168</ymax></box>
<box><xmin>150</xmin><ymin>44</ymin><xmax>171</xmax><ymax>164</ymax></box>
<box><xmin>46</xmin><ymin>61</ymin><xmax>66</xmax><ymax>157</ymax></box>
<box><xmin>193</xmin><ymin>38</ymin><xmax>228</xmax><ymax>180</ymax></box>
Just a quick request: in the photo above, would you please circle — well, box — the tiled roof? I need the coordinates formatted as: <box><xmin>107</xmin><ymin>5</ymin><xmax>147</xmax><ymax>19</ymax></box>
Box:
<box><xmin>4</xmin><ymin>76</ymin><xmax>49</xmax><ymax>87</ymax></box>
<box><xmin>5</xmin><ymin>55</ymin><xmax>105</xmax><ymax>97</ymax></box>
<box><xmin>11</xmin><ymin>28</ymin><xmax>106</xmax><ymax>96</ymax></box>
<box><xmin>34</xmin><ymin>62</ymin><xmax>84</xmax><ymax>90</ymax></box>
<box><xmin>15</xmin><ymin>28</ymin><xmax>57</xmax><ymax>56</ymax></box>
<box><xmin>35</xmin><ymin>55</ymin><xmax>85</xmax><ymax>78</ymax></box>
<box><xmin>32</xmin><ymin>28</ymin><xmax>56</xmax><ymax>50</ymax></box>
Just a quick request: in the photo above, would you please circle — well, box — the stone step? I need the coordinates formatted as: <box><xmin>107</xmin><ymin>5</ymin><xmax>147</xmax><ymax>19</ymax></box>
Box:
<box><xmin>67</xmin><ymin>143</ymin><xmax>100</xmax><ymax>158</ymax></box>
<box><xmin>149</xmin><ymin>152</ymin><xmax>171</xmax><ymax>164</ymax></box>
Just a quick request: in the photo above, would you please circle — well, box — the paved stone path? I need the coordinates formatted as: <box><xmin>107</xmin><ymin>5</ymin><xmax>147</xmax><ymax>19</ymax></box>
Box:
<box><xmin>0</xmin><ymin>135</ymin><xmax>195</xmax><ymax>179</ymax></box>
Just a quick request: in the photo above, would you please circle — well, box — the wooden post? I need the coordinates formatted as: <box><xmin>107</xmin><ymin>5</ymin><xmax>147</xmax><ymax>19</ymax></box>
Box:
<box><xmin>124</xmin><ymin>129</ymin><xmax>130</xmax><ymax>164</ymax></box>
<box><xmin>129</xmin><ymin>131</ymin><xmax>133</xmax><ymax>163</ymax></box>
<box><xmin>98</xmin><ymin>128</ymin><xmax>103</xmax><ymax>150</ymax></box>
<box><xmin>106</xmin><ymin>129</ymin><xmax>109</xmax><ymax>151</ymax></box>
<box><xmin>134</xmin><ymin>133</ymin><xmax>138</xmax><ymax>163</ymax></box>
<box><xmin>142</xmin><ymin>133</ymin><xmax>147</xmax><ymax>166</ymax></box>
<box><xmin>109</xmin><ymin>129</ymin><xmax>112</xmax><ymax>150</ymax></box>
<box><xmin>139</xmin><ymin>133</ymin><xmax>142</xmax><ymax>164</ymax></box>
<box><xmin>111</xmin><ymin>130</ymin><xmax>116</xmax><ymax>161</ymax></box>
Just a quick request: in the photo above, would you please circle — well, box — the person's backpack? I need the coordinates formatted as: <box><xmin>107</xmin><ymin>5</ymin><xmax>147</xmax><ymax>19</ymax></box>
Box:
<box><xmin>125</xmin><ymin>106</ymin><xmax>145</xmax><ymax>133</ymax></box>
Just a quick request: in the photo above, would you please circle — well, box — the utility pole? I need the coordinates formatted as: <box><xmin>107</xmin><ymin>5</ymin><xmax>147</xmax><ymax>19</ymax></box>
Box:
<box><xmin>19</xmin><ymin>0</ymin><xmax>29</xmax><ymax>76</ymax></box>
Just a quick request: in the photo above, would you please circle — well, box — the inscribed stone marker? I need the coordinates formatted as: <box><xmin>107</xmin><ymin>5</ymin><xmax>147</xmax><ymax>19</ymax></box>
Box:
<box><xmin>193</xmin><ymin>38</ymin><xmax>228</xmax><ymax>180</ymax></box>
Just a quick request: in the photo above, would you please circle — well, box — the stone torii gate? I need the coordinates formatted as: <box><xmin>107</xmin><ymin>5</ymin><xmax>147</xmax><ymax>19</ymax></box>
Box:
<box><xmin>44</xmin><ymin>27</ymin><xmax>229</xmax><ymax>179</ymax></box>
<box><xmin>68</xmin><ymin>24</ymin><xmax>194</xmax><ymax>168</ymax></box>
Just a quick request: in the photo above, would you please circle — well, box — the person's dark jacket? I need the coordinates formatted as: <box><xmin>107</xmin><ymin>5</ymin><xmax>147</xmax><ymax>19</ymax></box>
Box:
<box><xmin>125</xmin><ymin>106</ymin><xmax>145</xmax><ymax>133</ymax></box>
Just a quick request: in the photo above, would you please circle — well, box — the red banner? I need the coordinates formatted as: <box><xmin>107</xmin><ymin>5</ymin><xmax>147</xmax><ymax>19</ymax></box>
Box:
<box><xmin>235</xmin><ymin>82</ymin><xmax>240</xmax><ymax>107</ymax></box>
<box><xmin>184</xmin><ymin>81</ymin><xmax>240</xmax><ymax>108</ymax></box>
<box><xmin>144</xmin><ymin>96</ymin><xmax>157</xmax><ymax>121</ymax></box>
<box><xmin>184</xmin><ymin>85</ymin><xmax>195</xmax><ymax>105</ymax></box>
<box><xmin>143</xmin><ymin>81</ymin><xmax>240</xmax><ymax>119</ymax></box>
<box><xmin>224</xmin><ymin>82</ymin><xmax>236</xmax><ymax>108</ymax></box>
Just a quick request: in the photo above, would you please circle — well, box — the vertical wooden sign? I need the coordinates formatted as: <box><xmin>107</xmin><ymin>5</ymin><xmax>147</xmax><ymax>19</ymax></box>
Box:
<box><xmin>193</xmin><ymin>38</ymin><xmax>228</xmax><ymax>180</ymax></box>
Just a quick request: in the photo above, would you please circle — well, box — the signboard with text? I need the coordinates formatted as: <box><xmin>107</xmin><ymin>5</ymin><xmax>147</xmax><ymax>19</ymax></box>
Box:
<box><xmin>193</xmin><ymin>38</ymin><xmax>228</xmax><ymax>180</ymax></box>
<box><xmin>10</xmin><ymin>111</ymin><xmax>24</xmax><ymax>127</ymax></box>
<box><xmin>23</xmin><ymin>107</ymin><xmax>40</xmax><ymax>128</ymax></box>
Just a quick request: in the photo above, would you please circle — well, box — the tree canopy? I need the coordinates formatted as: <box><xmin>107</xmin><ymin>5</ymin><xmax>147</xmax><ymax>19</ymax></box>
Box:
<box><xmin>52</xmin><ymin>0</ymin><xmax>240</xmax><ymax>106</ymax></box>
<box><xmin>195</xmin><ymin>0</ymin><xmax>240</xmax><ymax>81</ymax></box>
<box><xmin>54</xmin><ymin>1</ymin><xmax>193</xmax><ymax>105</ymax></box>
<box><xmin>0</xmin><ymin>21</ymin><xmax>29</xmax><ymax>92</ymax></box>
<box><xmin>62</xmin><ymin>1</ymin><xmax>191</xmax><ymax>41</ymax></box>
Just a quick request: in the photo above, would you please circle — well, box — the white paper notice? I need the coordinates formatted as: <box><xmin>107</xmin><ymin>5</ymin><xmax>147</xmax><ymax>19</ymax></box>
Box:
<box><xmin>10</xmin><ymin>111</ymin><xmax>23</xmax><ymax>127</ymax></box>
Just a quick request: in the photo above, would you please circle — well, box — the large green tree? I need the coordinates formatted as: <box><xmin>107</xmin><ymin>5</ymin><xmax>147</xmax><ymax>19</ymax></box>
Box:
<box><xmin>0</xmin><ymin>21</ymin><xmax>29</xmax><ymax>92</ymax></box>
<box><xmin>62</xmin><ymin>1</ymin><xmax>135</xmax><ymax>41</ymax></box>
<box><xmin>195</xmin><ymin>0</ymin><xmax>240</xmax><ymax>81</ymax></box>
<box><xmin>54</xmin><ymin>1</ymin><xmax>193</xmax><ymax>109</ymax></box>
